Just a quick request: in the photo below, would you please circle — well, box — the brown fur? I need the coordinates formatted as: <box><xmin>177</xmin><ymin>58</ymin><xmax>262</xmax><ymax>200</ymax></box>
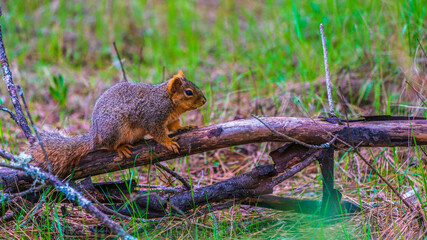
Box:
<box><xmin>28</xmin><ymin>70</ymin><xmax>206</xmax><ymax>177</ymax></box>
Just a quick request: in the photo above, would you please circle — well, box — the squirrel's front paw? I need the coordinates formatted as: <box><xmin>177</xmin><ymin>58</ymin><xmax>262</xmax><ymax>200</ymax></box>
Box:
<box><xmin>165</xmin><ymin>140</ymin><xmax>180</xmax><ymax>153</ymax></box>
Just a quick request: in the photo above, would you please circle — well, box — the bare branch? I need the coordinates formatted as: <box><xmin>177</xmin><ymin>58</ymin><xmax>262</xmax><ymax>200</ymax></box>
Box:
<box><xmin>251</xmin><ymin>114</ymin><xmax>336</xmax><ymax>149</ymax></box>
<box><xmin>0</xmin><ymin>7</ymin><xmax>33</xmax><ymax>140</ymax></box>
<box><xmin>405</xmin><ymin>80</ymin><xmax>427</xmax><ymax>107</ymax></box>
<box><xmin>417</xmin><ymin>38</ymin><xmax>427</xmax><ymax>59</ymax></box>
<box><xmin>113</xmin><ymin>41</ymin><xmax>128</xmax><ymax>82</ymax></box>
<box><xmin>10</xmin><ymin>183</ymin><xmax>46</xmax><ymax>199</ymax></box>
<box><xmin>319</xmin><ymin>23</ymin><xmax>335</xmax><ymax>117</ymax></box>
<box><xmin>272</xmin><ymin>149</ymin><xmax>324</xmax><ymax>185</ymax></box>
<box><xmin>0</xmin><ymin>151</ymin><xmax>136</xmax><ymax>239</ymax></box>
<box><xmin>0</xmin><ymin>104</ymin><xmax>19</xmax><ymax>125</ymax></box>
<box><xmin>17</xmin><ymin>85</ymin><xmax>52</xmax><ymax>173</ymax></box>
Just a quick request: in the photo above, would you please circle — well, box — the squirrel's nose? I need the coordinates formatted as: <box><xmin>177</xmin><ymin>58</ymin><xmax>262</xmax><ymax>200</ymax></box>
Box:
<box><xmin>202</xmin><ymin>96</ymin><xmax>207</xmax><ymax>104</ymax></box>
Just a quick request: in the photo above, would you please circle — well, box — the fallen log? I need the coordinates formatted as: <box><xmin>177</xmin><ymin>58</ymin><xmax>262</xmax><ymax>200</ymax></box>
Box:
<box><xmin>79</xmin><ymin>147</ymin><xmax>331</xmax><ymax>218</ymax></box>
<box><xmin>1</xmin><ymin>117</ymin><xmax>426</xmax><ymax>192</ymax></box>
<box><xmin>75</xmin><ymin>117</ymin><xmax>427</xmax><ymax>179</ymax></box>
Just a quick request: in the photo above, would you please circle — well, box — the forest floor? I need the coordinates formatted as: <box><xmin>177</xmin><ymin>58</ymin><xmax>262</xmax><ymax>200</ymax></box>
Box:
<box><xmin>1</xmin><ymin>1</ymin><xmax>426</xmax><ymax>239</ymax></box>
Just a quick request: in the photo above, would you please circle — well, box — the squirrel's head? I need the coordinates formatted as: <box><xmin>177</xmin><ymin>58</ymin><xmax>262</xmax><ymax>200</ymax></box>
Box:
<box><xmin>167</xmin><ymin>70</ymin><xmax>206</xmax><ymax>111</ymax></box>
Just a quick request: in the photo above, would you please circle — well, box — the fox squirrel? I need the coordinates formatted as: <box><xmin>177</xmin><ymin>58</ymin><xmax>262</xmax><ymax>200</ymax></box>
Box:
<box><xmin>28</xmin><ymin>70</ymin><xmax>206</xmax><ymax>177</ymax></box>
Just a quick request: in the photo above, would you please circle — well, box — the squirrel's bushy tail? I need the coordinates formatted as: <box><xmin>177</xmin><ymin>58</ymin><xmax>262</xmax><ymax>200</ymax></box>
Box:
<box><xmin>28</xmin><ymin>131</ymin><xmax>91</xmax><ymax>177</ymax></box>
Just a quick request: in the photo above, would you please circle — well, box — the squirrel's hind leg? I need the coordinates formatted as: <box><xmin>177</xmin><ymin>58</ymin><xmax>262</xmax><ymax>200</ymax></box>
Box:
<box><xmin>91</xmin><ymin>125</ymin><xmax>133</xmax><ymax>159</ymax></box>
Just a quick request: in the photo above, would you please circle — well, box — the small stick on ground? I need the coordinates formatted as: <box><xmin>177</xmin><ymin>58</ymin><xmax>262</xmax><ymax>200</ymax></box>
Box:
<box><xmin>17</xmin><ymin>85</ymin><xmax>52</xmax><ymax>173</ymax></box>
<box><xmin>113</xmin><ymin>41</ymin><xmax>128</xmax><ymax>82</ymax></box>
<box><xmin>319</xmin><ymin>23</ymin><xmax>336</xmax><ymax>118</ymax></box>
<box><xmin>155</xmin><ymin>163</ymin><xmax>191</xmax><ymax>190</ymax></box>
<box><xmin>195</xmin><ymin>200</ymin><xmax>237</xmax><ymax>216</ymax></box>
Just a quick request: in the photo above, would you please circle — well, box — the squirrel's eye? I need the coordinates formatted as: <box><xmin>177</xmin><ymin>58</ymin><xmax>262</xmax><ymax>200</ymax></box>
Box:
<box><xmin>185</xmin><ymin>90</ymin><xmax>193</xmax><ymax>96</ymax></box>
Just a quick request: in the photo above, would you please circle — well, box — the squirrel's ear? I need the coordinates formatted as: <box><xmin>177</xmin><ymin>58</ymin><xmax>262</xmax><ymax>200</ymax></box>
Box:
<box><xmin>167</xmin><ymin>75</ymin><xmax>183</xmax><ymax>95</ymax></box>
<box><xmin>177</xmin><ymin>70</ymin><xmax>185</xmax><ymax>79</ymax></box>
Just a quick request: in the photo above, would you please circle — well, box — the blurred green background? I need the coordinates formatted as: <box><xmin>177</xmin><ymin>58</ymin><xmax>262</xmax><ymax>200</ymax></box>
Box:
<box><xmin>2</xmin><ymin>0</ymin><xmax>425</xmax><ymax>119</ymax></box>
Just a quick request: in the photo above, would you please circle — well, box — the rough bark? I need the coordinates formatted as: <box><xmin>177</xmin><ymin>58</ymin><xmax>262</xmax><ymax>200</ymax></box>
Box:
<box><xmin>105</xmin><ymin>147</ymin><xmax>326</xmax><ymax>218</ymax></box>
<box><xmin>1</xmin><ymin>117</ymin><xmax>426</xmax><ymax>192</ymax></box>
<box><xmin>75</xmin><ymin>117</ymin><xmax>427</xmax><ymax>179</ymax></box>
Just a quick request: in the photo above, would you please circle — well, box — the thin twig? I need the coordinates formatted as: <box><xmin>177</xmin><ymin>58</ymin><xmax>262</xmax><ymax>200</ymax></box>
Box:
<box><xmin>272</xmin><ymin>149</ymin><xmax>323</xmax><ymax>185</ymax></box>
<box><xmin>338</xmin><ymin>87</ymin><xmax>355</xmax><ymax>146</ymax></box>
<box><xmin>0</xmin><ymin>7</ymin><xmax>33</xmax><ymax>140</ymax></box>
<box><xmin>19</xmin><ymin>191</ymin><xmax>46</xmax><ymax>227</ymax></box>
<box><xmin>405</xmin><ymin>80</ymin><xmax>427</xmax><ymax>107</ymax></box>
<box><xmin>0</xmin><ymin>104</ymin><xmax>19</xmax><ymax>126</ymax></box>
<box><xmin>162</xmin><ymin>66</ymin><xmax>166</xmax><ymax>81</ymax></box>
<box><xmin>251</xmin><ymin>114</ymin><xmax>336</xmax><ymax>149</ymax></box>
<box><xmin>155</xmin><ymin>163</ymin><xmax>191</xmax><ymax>190</ymax></box>
<box><xmin>194</xmin><ymin>200</ymin><xmax>237</xmax><ymax>216</ymax></box>
<box><xmin>17</xmin><ymin>85</ymin><xmax>52</xmax><ymax>173</ymax></box>
<box><xmin>398</xmin><ymin>69</ymin><xmax>427</xmax><ymax>108</ymax></box>
<box><xmin>420</xmin><ymin>146</ymin><xmax>427</xmax><ymax>159</ymax></box>
<box><xmin>1</xmin><ymin>213</ymin><xmax>14</xmax><ymax>222</ymax></box>
<box><xmin>319</xmin><ymin>23</ymin><xmax>335</xmax><ymax>117</ymax></box>
<box><xmin>138</xmin><ymin>46</ymin><xmax>143</xmax><ymax>81</ymax></box>
<box><xmin>417</xmin><ymin>38</ymin><xmax>427</xmax><ymax>59</ymax></box>
<box><xmin>15</xmin><ymin>183</ymin><xmax>46</xmax><ymax>198</ymax></box>
<box><xmin>113</xmin><ymin>41</ymin><xmax>128</xmax><ymax>82</ymax></box>
<box><xmin>137</xmin><ymin>184</ymin><xmax>183</xmax><ymax>194</ymax></box>
<box><xmin>352</xmin><ymin>149</ymin><xmax>414</xmax><ymax>211</ymax></box>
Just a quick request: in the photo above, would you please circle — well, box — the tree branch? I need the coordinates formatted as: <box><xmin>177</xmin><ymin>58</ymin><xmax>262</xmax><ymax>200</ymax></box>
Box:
<box><xmin>0</xmin><ymin>150</ymin><xmax>136</xmax><ymax>239</ymax></box>
<box><xmin>0</xmin><ymin>117</ymin><xmax>426</xmax><ymax>193</ymax></box>
<box><xmin>0</xmin><ymin>7</ymin><xmax>33</xmax><ymax>140</ymax></box>
<box><xmin>320</xmin><ymin>23</ymin><xmax>335</xmax><ymax>117</ymax></box>
<box><xmin>69</xmin><ymin>117</ymin><xmax>426</xmax><ymax>180</ymax></box>
<box><xmin>0</xmin><ymin>104</ymin><xmax>19</xmax><ymax>126</ymax></box>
